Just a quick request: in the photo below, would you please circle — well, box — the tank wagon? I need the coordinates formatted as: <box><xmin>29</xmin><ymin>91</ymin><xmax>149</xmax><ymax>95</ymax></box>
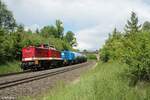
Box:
<box><xmin>61</xmin><ymin>51</ymin><xmax>87</xmax><ymax>65</ymax></box>
<box><xmin>21</xmin><ymin>44</ymin><xmax>87</xmax><ymax>71</ymax></box>
<box><xmin>73</xmin><ymin>52</ymin><xmax>87</xmax><ymax>63</ymax></box>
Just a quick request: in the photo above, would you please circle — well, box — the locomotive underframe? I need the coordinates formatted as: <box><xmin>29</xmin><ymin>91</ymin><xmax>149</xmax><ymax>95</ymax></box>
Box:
<box><xmin>21</xmin><ymin>59</ymin><xmax>63</xmax><ymax>70</ymax></box>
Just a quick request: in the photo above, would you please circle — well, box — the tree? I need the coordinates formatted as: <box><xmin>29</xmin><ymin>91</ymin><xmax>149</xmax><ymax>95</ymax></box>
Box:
<box><xmin>124</xmin><ymin>12</ymin><xmax>141</xmax><ymax>35</ymax></box>
<box><xmin>100</xmin><ymin>12</ymin><xmax>150</xmax><ymax>84</ymax></box>
<box><xmin>11</xmin><ymin>32</ymin><xmax>22</xmax><ymax>60</ymax></box>
<box><xmin>65</xmin><ymin>31</ymin><xmax>74</xmax><ymax>43</ymax></box>
<box><xmin>65</xmin><ymin>31</ymin><xmax>77</xmax><ymax>47</ymax></box>
<box><xmin>0</xmin><ymin>0</ymin><xmax>16</xmax><ymax>32</ymax></box>
<box><xmin>112</xmin><ymin>28</ymin><xmax>117</xmax><ymax>37</ymax></box>
<box><xmin>112</xmin><ymin>28</ymin><xmax>122</xmax><ymax>39</ymax></box>
<box><xmin>55</xmin><ymin>20</ymin><xmax>64</xmax><ymax>38</ymax></box>
<box><xmin>142</xmin><ymin>21</ymin><xmax>150</xmax><ymax>31</ymax></box>
<box><xmin>0</xmin><ymin>29</ymin><xmax>5</xmax><ymax>61</ymax></box>
<box><xmin>40</xmin><ymin>20</ymin><xmax>64</xmax><ymax>38</ymax></box>
<box><xmin>35</xmin><ymin>28</ymin><xmax>40</xmax><ymax>34</ymax></box>
<box><xmin>40</xmin><ymin>25</ymin><xmax>57</xmax><ymax>38</ymax></box>
<box><xmin>17</xmin><ymin>24</ymin><xmax>24</xmax><ymax>32</ymax></box>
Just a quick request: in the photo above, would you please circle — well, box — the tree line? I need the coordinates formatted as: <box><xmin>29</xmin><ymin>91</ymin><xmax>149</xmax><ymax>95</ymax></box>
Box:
<box><xmin>100</xmin><ymin>12</ymin><xmax>150</xmax><ymax>85</ymax></box>
<box><xmin>0</xmin><ymin>0</ymin><xmax>77</xmax><ymax>63</ymax></box>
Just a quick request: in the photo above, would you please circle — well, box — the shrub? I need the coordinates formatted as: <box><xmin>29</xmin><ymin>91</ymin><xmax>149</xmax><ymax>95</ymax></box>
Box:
<box><xmin>123</xmin><ymin>32</ymin><xmax>150</xmax><ymax>82</ymax></box>
<box><xmin>100</xmin><ymin>31</ymin><xmax>150</xmax><ymax>83</ymax></box>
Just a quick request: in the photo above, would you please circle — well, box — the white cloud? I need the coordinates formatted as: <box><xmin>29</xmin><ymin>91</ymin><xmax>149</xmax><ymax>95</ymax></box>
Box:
<box><xmin>76</xmin><ymin>25</ymin><xmax>113</xmax><ymax>50</ymax></box>
<box><xmin>2</xmin><ymin>0</ymin><xmax>150</xmax><ymax>50</ymax></box>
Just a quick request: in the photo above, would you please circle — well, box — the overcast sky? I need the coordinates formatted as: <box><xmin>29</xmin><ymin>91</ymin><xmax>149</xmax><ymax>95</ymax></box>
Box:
<box><xmin>2</xmin><ymin>0</ymin><xmax>150</xmax><ymax>50</ymax></box>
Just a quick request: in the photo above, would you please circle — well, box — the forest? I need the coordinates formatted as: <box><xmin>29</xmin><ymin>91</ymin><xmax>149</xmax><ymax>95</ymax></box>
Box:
<box><xmin>0</xmin><ymin>0</ymin><xmax>76</xmax><ymax>63</ymax></box>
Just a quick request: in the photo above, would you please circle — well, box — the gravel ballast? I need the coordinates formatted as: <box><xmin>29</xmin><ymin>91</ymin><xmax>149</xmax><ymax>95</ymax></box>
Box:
<box><xmin>0</xmin><ymin>61</ymin><xmax>96</xmax><ymax>99</ymax></box>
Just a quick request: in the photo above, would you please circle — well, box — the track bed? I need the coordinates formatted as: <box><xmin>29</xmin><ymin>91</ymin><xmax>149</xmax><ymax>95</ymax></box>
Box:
<box><xmin>0</xmin><ymin>61</ymin><xmax>95</xmax><ymax>98</ymax></box>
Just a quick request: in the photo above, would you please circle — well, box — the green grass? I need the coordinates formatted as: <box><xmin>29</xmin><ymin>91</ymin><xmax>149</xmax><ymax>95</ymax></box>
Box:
<box><xmin>26</xmin><ymin>62</ymin><xmax>150</xmax><ymax>100</ymax></box>
<box><xmin>0</xmin><ymin>61</ymin><xmax>22</xmax><ymax>74</ymax></box>
<box><xmin>86</xmin><ymin>54</ymin><xmax>97</xmax><ymax>60</ymax></box>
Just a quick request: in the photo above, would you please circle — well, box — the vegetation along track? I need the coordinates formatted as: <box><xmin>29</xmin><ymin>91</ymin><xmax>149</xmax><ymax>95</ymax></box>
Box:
<box><xmin>0</xmin><ymin>70</ymin><xmax>31</xmax><ymax>78</ymax></box>
<box><xmin>0</xmin><ymin>62</ymin><xmax>93</xmax><ymax>90</ymax></box>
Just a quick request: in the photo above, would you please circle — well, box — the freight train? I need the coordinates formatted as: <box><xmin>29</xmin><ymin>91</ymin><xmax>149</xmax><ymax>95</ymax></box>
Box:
<box><xmin>21</xmin><ymin>44</ymin><xmax>87</xmax><ymax>70</ymax></box>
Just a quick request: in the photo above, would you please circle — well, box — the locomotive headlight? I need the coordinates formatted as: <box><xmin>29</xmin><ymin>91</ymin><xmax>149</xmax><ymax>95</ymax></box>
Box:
<box><xmin>64</xmin><ymin>59</ymin><xmax>67</xmax><ymax>63</ymax></box>
<box><xmin>35</xmin><ymin>60</ymin><xmax>39</xmax><ymax>64</ymax></box>
<box><xmin>61</xmin><ymin>53</ymin><xmax>64</xmax><ymax>56</ymax></box>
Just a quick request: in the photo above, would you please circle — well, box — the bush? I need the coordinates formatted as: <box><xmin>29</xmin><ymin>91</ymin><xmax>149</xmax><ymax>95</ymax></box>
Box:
<box><xmin>100</xmin><ymin>31</ymin><xmax>150</xmax><ymax>83</ymax></box>
<box><xmin>100</xmin><ymin>31</ymin><xmax>124</xmax><ymax>62</ymax></box>
<box><xmin>123</xmin><ymin>32</ymin><xmax>150</xmax><ymax>82</ymax></box>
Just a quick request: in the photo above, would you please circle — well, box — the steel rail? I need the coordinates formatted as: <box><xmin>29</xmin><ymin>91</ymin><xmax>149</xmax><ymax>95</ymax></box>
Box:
<box><xmin>0</xmin><ymin>62</ymin><xmax>90</xmax><ymax>90</ymax></box>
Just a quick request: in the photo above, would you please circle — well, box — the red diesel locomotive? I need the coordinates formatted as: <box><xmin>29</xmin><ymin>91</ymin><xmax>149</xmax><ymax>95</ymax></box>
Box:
<box><xmin>21</xmin><ymin>44</ymin><xmax>62</xmax><ymax>70</ymax></box>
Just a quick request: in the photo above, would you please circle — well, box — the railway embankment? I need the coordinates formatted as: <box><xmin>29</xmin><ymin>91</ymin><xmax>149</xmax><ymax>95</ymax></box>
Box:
<box><xmin>0</xmin><ymin>61</ymin><xmax>95</xmax><ymax>99</ymax></box>
<box><xmin>31</xmin><ymin>61</ymin><xmax>150</xmax><ymax>100</ymax></box>
<box><xmin>0</xmin><ymin>61</ymin><xmax>21</xmax><ymax>75</ymax></box>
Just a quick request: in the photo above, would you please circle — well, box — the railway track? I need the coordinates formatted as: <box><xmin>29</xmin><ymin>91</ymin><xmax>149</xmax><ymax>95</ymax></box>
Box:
<box><xmin>0</xmin><ymin>62</ymin><xmax>90</xmax><ymax>90</ymax></box>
